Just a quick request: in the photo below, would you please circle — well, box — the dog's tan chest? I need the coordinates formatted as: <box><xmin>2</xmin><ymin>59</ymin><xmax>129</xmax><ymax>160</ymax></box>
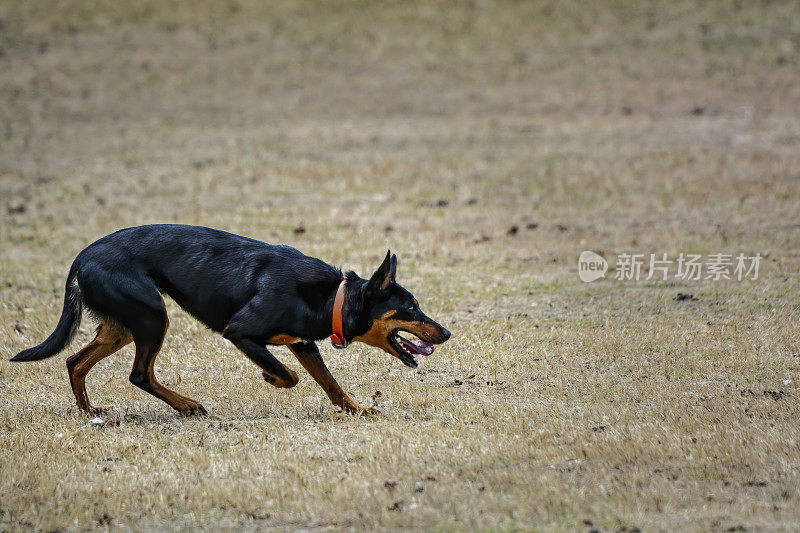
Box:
<box><xmin>267</xmin><ymin>334</ymin><xmax>303</xmax><ymax>345</ymax></box>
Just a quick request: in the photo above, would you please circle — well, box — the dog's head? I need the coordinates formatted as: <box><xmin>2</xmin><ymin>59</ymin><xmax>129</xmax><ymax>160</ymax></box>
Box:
<box><xmin>350</xmin><ymin>251</ymin><xmax>450</xmax><ymax>368</ymax></box>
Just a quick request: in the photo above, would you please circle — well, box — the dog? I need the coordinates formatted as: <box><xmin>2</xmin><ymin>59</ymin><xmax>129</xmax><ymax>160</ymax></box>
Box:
<box><xmin>11</xmin><ymin>224</ymin><xmax>450</xmax><ymax>415</ymax></box>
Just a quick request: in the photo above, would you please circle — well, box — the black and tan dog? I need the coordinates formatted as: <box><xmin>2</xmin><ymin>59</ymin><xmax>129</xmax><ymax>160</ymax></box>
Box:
<box><xmin>11</xmin><ymin>224</ymin><xmax>450</xmax><ymax>415</ymax></box>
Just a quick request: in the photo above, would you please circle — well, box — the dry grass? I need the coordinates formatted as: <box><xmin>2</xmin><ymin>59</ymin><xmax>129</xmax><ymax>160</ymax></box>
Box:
<box><xmin>1</xmin><ymin>0</ymin><xmax>800</xmax><ymax>530</ymax></box>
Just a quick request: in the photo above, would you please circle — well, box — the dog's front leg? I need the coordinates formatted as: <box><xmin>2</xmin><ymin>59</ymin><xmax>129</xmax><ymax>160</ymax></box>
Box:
<box><xmin>288</xmin><ymin>342</ymin><xmax>378</xmax><ymax>415</ymax></box>
<box><xmin>223</xmin><ymin>334</ymin><xmax>299</xmax><ymax>389</ymax></box>
<box><xmin>224</xmin><ymin>302</ymin><xmax>300</xmax><ymax>389</ymax></box>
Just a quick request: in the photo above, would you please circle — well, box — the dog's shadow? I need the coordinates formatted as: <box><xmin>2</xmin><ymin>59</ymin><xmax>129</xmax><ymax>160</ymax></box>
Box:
<box><xmin>69</xmin><ymin>404</ymin><xmax>383</xmax><ymax>428</ymax></box>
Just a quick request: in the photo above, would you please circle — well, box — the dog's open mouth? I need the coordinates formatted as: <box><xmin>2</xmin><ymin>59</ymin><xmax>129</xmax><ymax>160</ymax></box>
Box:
<box><xmin>390</xmin><ymin>329</ymin><xmax>434</xmax><ymax>368</ymax></box>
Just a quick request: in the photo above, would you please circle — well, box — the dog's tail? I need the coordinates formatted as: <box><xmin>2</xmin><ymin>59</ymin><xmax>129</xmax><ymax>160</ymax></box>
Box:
<box><xmin>10</xmin><ymin>266</ymin><xmax>82</xmax><ymax>362</ymax></box>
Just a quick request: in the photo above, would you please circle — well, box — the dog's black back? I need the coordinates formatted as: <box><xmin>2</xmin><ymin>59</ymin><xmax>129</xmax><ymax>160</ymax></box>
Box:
<box><xmin>77</xmin><ymin>224</ymin><xmax>341</xmax><ymax>335</ymax></box>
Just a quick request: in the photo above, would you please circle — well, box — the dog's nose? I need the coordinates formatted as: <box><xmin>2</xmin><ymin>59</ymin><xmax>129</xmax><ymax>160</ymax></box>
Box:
<box><xmin>441</xmin><ymin>327</ymin><xmax>451</xmax><ymax>341</ymax></box>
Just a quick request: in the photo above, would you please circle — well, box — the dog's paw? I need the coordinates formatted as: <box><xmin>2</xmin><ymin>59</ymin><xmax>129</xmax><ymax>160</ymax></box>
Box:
<box><xmin>263</xmin><ymin>369</ymin><xmax>299</xmax><ymax>388</ymax></box>
<box><xmin>86</xmin><ymin>405</ymin><xmax>114</xmax><ymax>416</ymax></box>
<box><xmin>343</xmin><ymin>403</ymin><xmax>380</xmax><ymax>416</ymax></box>
<box><xmin>177</xmin><ymin>402</ymin><xmax>207</xmax><ymax>416</ymax></box>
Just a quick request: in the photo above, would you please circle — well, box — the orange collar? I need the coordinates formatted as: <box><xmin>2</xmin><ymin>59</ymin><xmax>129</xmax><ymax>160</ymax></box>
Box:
<box><xmin>330</xmin><ymin>279</ymin><xmax>348</xmax><ymax>348</ymax></box>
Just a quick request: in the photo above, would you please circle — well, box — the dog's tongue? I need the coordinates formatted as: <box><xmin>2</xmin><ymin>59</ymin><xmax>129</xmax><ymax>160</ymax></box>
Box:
<box><xmin>400</xmin><ymin>337</ymin><xmax>434</xmax><ymax>356</ymax></box>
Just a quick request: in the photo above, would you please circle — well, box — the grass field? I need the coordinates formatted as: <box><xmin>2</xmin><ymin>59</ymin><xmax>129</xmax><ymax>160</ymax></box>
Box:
<box><xmin>2</xmin><ymin>1</ymin><xmax>800</xmax><ymax>530</ymax></box>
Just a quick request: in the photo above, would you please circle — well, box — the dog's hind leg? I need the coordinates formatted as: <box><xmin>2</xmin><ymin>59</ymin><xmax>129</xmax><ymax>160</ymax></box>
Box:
<box><xmin>66</xmin><ymin>321</ymin><xmax>132</xmax><ymax>415</ymax></box>
<box><xmin>77</xmin><ymin>267</ymin><xmax>205</xmax><ymax>415</ymax></box>
<box><xmin>288</xmin><ymin>342</ymin><xmax>377</xmax><ymax>415</ymax></box>
<box><xmin>126</xmin><ymin>302</ymin><xmax>206</xmax><ymax>415</ymax></box>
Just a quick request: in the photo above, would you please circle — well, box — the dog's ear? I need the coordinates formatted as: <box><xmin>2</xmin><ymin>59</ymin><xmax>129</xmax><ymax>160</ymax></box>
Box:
<box><xmin>368</xmin><ymin>250</ymin><xmax>396</xmax><ymax>294</ymax></box>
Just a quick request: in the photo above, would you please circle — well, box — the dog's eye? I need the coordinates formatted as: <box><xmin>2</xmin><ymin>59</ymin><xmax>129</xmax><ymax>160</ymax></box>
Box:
<box><xmin>408</xmin><ymin>305</ymin><xmax>416</xmax><ymax>313</ymax></box>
